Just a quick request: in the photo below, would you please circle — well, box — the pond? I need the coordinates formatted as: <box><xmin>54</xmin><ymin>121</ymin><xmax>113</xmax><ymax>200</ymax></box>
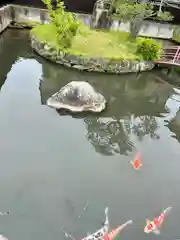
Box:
<box><xmin>1</xmin><ymin>29</ymin><xmax>180</xmax><ymax>240</ymax></box>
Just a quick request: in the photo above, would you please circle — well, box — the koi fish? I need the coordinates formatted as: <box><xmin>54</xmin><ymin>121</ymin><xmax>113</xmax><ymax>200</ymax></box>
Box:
<box><xmin>0</xmin><ymin>235</ymin><xmax>8</xmax><ymax>240</ymax></box>
<box><xmin>60</xmin><ymin>207</ymin><xmax>109</xmax><ymax>240</ymax></box>
<box><xmin>144</xmin><ymin>207</ymin><xmax>172</xmax><ymax>235</ymax></box>
<box><xmin>103</xmin><ymin>220</ymin><xmax>133</xmax><ymax>240</ymax></box>
<box><xmin>130</xmin><ymin>152</ymin><xmax>142</xmax><ymax>170</ymax></box>
<box><xmin>0</xmin><ymin>212</ymin><xmax>10</xmax><ymax>216</ymax></box>
<box><xmin>83</xmin><ymin>207</ymin><xmax>109</xmax><ymax>240</ymax></box>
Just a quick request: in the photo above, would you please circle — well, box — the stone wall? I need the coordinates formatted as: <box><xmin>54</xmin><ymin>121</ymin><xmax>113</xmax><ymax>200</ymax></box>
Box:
<box><xmin>0</xmin><ymin>4</ymin><xmax>92</xmax><ymax>32</ymax></box>
<box><xmin>31</xmin><ymin>35</ymin><xmax>154</xmax><ymax>74</ymax></box>
<box><xmin>9</xmin><ymin>5</ymin><xmax>178</xmax><ymax>39</ymax></box>
<box><xmin>11</xmin><ymin>4</ymin><xmax>49</xmax><ymax>24</ymax></box>
<box><xmin>111</xmin><ymin>20</ymin><xmax>176</xmax><ymax>39</ymax></box>
<box><xmin>0</xmin><ymin>4</ymin><xmax>178</xmax><ymax>40</ymax></box>
<box><xmin>139</xmin><ymin>21</ymin><xmax>175</xmax><ymax>39</ymax></box>
<box><xmin>11</xmin><ymin>4</ymin><xmax>92</xmax><ymax>25</ymax></box>
<box><xmin>0</xmin><ymin>5</ymin><xmax>12</xmax><ymax>34</ymax></box>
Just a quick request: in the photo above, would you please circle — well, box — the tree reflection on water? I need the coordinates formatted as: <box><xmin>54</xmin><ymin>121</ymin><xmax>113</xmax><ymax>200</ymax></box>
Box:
<box><xmin>131</xmin><ymin>116</ymin><xmax>160</xmax><ymax>141</ymax></box>
<box><xmin>84</xmin><ymin>115</ymin><xmax>160</xmax><ymax>156</ymax></box>
<box><xmin>85</xmin><ymin>118</ymin><xmax>133</xmax><ymax>156</ymax></box>
<box><xmin>83</xmin><ymin>74</ymin><xmax>172</xmax><ymax>156</ymax></box>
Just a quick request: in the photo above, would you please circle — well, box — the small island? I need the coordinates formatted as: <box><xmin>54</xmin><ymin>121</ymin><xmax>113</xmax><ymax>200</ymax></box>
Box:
<box><xmin>30</xmin><ymin>0</ymin><xmax>172</xmax><ymax>74</ymax></box>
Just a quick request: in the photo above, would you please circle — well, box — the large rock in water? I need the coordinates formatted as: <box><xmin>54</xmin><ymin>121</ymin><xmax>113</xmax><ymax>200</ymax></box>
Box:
<box><xmin>46</xmin><ymin>81</ymin><xmax>106</xmax><ymax>112</ymax></box>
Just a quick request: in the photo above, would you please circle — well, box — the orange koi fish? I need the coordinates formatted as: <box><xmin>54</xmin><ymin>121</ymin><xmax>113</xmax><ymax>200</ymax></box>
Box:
<box><xmin>103</xmin><ymin>220</ymin><xmax>133</xmax><ymax>240</ymax></box>
<box><xmin>144</xmin><ymin>207</ymin><xmax>172</xmax><ymax>235</ymax></box>
<box><xmin>130</xmin><ymin>152</ymin><xmax>142</xmax><ymax>170</ymax></box>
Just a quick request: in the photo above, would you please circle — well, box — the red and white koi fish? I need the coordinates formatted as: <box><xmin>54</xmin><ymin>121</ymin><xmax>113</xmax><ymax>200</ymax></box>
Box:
<box><xmin>0</xmin><ymin>235</ymin><xmax>8</xmax><ymax>240</ymax></box>
<box><xmin>130</xmin><ymin>152</ymin><xmax>142</xmax><ymax>170</ymax></box>
<box><xmin>82</xmin><ymin>207</ymin><xmax>109</xmax><ymax>240</ymax></box>
<box><xmin>103</xmin><ymin>220</ymin><xmax>133</xmax><ymax>240</ymax></box>
<box><xmin>144</xmin><ymin>207</ymin><xmax>172</xmax><ymax>235</ymax></box>
<box><xmin>60</xmin><ymin>207</ymin><xmax>109</xmax><ymax>240</ymax></box>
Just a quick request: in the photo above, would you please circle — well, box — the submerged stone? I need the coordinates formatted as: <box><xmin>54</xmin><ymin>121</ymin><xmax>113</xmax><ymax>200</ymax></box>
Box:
<box><xmin>46</xmin><ymin>81</ymin><xmax>106</xmax><ymax>112</ymax></box>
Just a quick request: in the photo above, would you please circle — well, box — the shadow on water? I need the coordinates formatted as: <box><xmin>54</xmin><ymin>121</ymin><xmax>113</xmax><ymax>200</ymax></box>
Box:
<box><xmin>2</xmin><ymin>29</ymin><xmax>180</xmax><ymax>240</ymax></box>
<box><xmin>0</xmin><ymin>29</ymin><xmax>34</xmax><ymax>89</ymax></box>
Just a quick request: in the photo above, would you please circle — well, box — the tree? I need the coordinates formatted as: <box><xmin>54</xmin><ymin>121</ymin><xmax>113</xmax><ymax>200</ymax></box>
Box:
<box><xmin>112</xmin><ymin>0</ymin><xmax>173</xmax><ymax>39</ymax></box>
<box><xmin>42</xmin><ymin>0</ymin><xmax>80</xmax><ymax>49</ymax></box>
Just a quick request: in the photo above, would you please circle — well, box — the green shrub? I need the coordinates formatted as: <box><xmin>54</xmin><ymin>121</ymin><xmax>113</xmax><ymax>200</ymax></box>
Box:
<box><xmin>156</xmin><ymin>11</ymin><xmax>174</xmax><ymax>22</ymax></box>
<box><xmin>136</xmin><ymin>37</ymin><xmax>162</xmax><ymax>60</ymax></box>
<box><xmin>42</xmin><ymin>0</ymin><xmax>80</xmax><ymax>49</ymax></box>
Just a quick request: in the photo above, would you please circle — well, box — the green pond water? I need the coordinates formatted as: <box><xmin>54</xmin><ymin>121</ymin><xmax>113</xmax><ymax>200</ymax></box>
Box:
<box><xmin>0</xmin><ymin>29</ymin><xmax>180</xmax><ymax>240</ymax></box>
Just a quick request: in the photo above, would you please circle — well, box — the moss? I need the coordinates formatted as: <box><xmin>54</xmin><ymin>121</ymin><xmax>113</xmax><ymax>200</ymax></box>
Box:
<box><xmin>31</xmin><ymin>23</ymin><xmax>140</xmax><ymax>60</ymax></box>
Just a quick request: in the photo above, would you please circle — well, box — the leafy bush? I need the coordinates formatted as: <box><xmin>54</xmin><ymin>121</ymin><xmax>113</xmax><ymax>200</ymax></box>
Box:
<box><xmin>42</xmin><ymin>0</ymin><xmax>80</xmax><ymax>49</ymax></box>
<box><xmin>112</xmin><ymin>1</ymin><xmax>153</xmax><ymax>23</ymax></box>
<box><xmin>136</xmin><ymin>37</ymin><xmax>162</xmax><ymax>60</ymax></box>
<box><xmin>156</xmin><ymin>11</ymin><xmax>174</xmax><ymax>22</ymax></box>
<box><xmin>111</xmin><ymin>0</ymin><xmax>154</xmax><ymax>39</ymax></box>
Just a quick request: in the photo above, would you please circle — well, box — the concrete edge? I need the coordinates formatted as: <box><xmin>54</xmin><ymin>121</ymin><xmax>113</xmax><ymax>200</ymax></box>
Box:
<box><xmin>8</xmin><ymin>4</ymin><xmax>47</xmax><ymax>12</ymax></box>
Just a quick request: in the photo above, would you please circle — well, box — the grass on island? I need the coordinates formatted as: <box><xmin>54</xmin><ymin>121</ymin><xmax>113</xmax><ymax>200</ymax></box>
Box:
<box><xmin>31</xmin><ymin>23</ymin><xmax>140</xmax><ymax>60</ymax></box>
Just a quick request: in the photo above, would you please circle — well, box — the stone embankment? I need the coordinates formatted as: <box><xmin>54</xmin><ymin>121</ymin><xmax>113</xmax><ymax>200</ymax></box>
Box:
<box><xmin>31</xmin><ymin>35</ymin><xmax>154</xmax><ymax>74</ymax></box>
